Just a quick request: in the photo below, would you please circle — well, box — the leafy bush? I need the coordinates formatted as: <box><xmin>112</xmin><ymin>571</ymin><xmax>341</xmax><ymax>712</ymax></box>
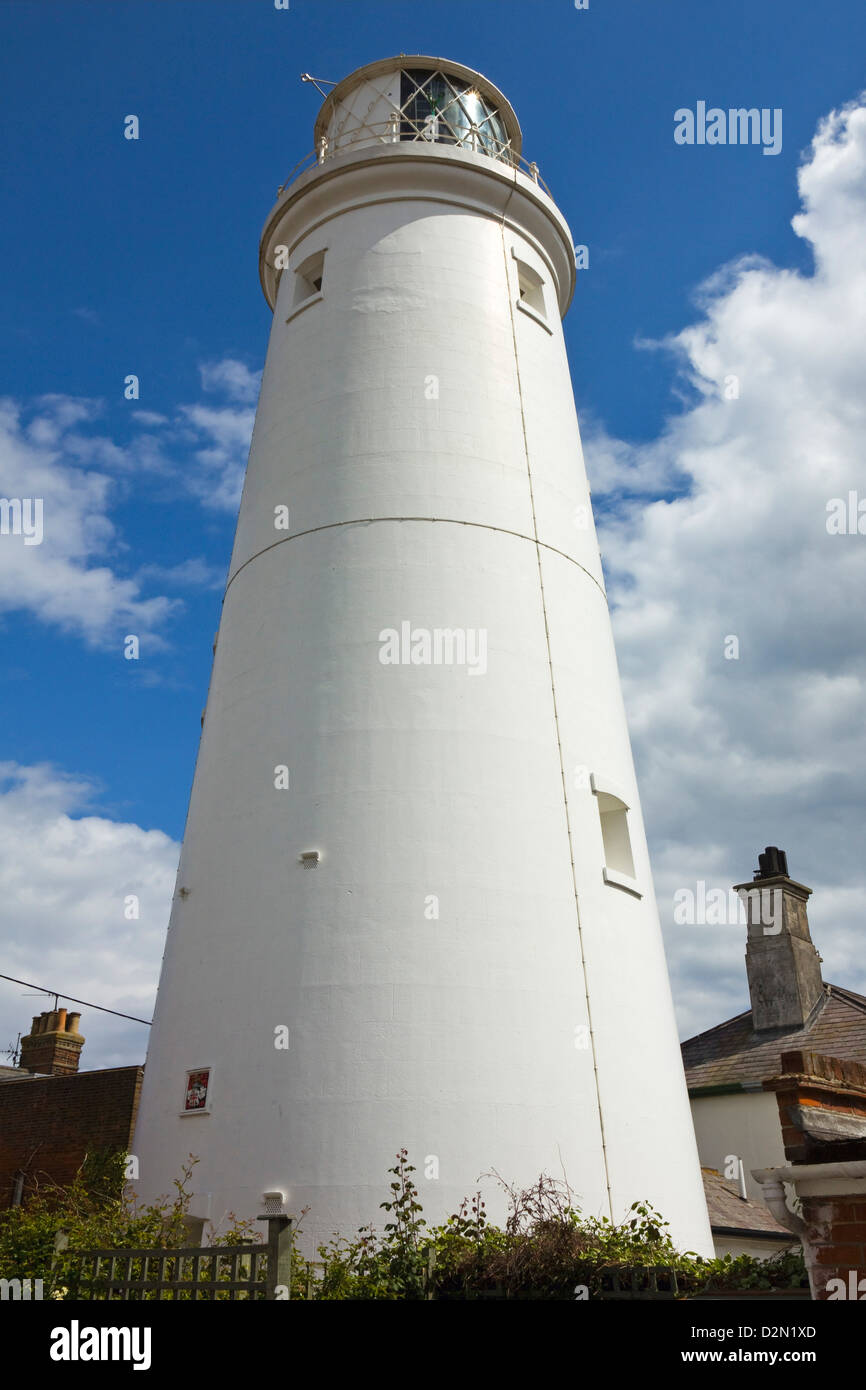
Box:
<box><xmin>296</xmin><ymin>1150</ymin><xmax>808</xmax><ymax>1300</ymax></box>
<box><xmin>0</xmin><ymin>1146</ymin><xmax>808</xmax><ymax>1300</ymax></box>
<box><xmin>0</xmin><ymin>1152</ymin><xmax>258</xmax><ymax>1297</ymax></box>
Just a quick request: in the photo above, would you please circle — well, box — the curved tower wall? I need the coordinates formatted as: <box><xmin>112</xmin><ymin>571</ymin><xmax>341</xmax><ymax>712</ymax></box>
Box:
<box><xmin>133</xmin><ymin>57</ymin><xmax>713</xmax><ymax>1256</ymax></box>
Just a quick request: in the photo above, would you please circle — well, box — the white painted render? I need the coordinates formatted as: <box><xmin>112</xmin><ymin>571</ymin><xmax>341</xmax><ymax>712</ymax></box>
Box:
<box><xmin>691</xmin><ymin>1091</ymin><xmax>790</xmax><ymax>1204</ymax></box>
<box><xmin>133</xmin><ymin>58</ymin><xmax>713</xmax><ymax>1257</ymax></box>
<box><xmin>689</xmin><ymin>1092</ymin><xmax>800</xmax><ymax>1256</ymax></box>
<box><xmin>713</xmin><ymin>1234</ymin><xmax>794</xmax><ymax>1259</ymax></box>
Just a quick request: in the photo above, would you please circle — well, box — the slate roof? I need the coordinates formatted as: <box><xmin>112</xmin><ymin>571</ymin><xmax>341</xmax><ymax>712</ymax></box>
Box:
<box><xmin>701</xmin><ymin>1169</ymin><xmax>796</xmax><ymax>1239</ymax></box>
<box><xmin>682</xmin><ymin>984</ymin><xmax>866</xmax><ymax>1091</ymax></box>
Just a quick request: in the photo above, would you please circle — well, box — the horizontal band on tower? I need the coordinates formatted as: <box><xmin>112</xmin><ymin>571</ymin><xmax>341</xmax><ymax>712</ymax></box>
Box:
<box><xmin>224</xmin><ymin>514</ymin><xmax>608</xmax><ymax>601</ymax></box>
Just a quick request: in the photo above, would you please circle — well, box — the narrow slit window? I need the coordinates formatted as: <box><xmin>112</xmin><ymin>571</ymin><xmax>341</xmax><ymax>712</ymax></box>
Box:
<box><xmin>596</xmin><ymin>792</ymin><xmax>636</xmax><ymax>879</ymax></box>
<box><xmin>590</xmin><ymin>774</ymin><xmax>641</xmax><ymax>897</ymax></box>
<box><xmin>293</xmin><ymin>249</ymin><xmax>326</xmax><ymax>307</ymax></box>
<box><xmin>514</xmin><ymin>256</ymin><xmax>546</xmax><ymax>319</ymax></box>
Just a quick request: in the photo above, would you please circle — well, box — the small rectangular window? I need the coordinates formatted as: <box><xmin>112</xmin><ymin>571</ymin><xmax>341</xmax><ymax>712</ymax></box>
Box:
<box><xmin>596</xmin><ymin>792</ymin><xmax>636</xmax><ymax>878</ymax></box>
<box><xmin>591</xmin><ymin>774</ymin><xmax>642</xmax><ymax>897</ymax></box>
<box><xmin>293</xmin><ymin>249</ymin><xmax>326</xmax><ymax>308</ymax></box>
<box><xmin>513</xmin><ymin>254</ymin><xmax>546</xmax><ymax>318</ymax></box>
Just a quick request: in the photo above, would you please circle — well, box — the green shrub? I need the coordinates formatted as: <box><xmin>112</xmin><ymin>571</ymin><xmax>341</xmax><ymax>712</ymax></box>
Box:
<box><xmin>1</xmin><ymin>1146</ymin><xmax>807</xmax><ymax>1300</ymax></box>
<box><xmin>296</xmin><ymin>1151</ymin><xmax>808</xmax><ymax>1300</ymax></box>
<box><xmin>0</xmin><ymin>1152</ymin><xmax>258</xmax><ymax>1297</ymax></box>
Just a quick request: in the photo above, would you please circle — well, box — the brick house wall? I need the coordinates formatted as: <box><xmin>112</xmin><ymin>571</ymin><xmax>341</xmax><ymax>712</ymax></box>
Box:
<box><xmin>0</xmin><ymin>1066</ymin><xmax>143</xmax><ymax>1206</ymax></box>
<box><xmin>761</xmin><ymin>1050</ymin><xmax>866</xmax><ymax>1300</ymax></box>
<box><xmin>772</xmin><ymin>1051</ymin><xmax>866</xmax><ymax>1164</ymax></box>
<box><xmin>803</xmin><ymin>1195</ymin><xmax>866</xmax><ymax>1299</ymax></box>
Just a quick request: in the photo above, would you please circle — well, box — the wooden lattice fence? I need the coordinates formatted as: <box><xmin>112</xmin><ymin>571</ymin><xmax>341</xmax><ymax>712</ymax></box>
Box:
<box><xmin>49</xmin><ymin>1215</ymin><xmax>293</xmax><ymax>1301</ymax></box>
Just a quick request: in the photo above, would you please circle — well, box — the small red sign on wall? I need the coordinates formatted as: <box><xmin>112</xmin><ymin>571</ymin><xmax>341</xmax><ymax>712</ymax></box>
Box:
<box><xmin>184</xmin><ymin>1068</ymin><xmax>210</xmax><ymax>1112</ymax></box>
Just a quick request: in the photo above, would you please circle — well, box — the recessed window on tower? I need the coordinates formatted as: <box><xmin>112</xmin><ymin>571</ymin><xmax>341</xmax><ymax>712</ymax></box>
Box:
<box><xmin>513</xmin><ymin>256</ymin><xmax>546</xmax><ymax>319</ymax></box>
<box><xmin>596</xmin><ymin>791</ymin><xmax>636</xmax><ymax>879</ymax></box>
<box><xmin>293</xmin><ymin>249</ymin><xmax>326</xmax><ymax>308</ymax></box>
<box><xmin>590</xmin><ymin>775</ymin><xmax>642</xmax><ymax>896</ymax></box>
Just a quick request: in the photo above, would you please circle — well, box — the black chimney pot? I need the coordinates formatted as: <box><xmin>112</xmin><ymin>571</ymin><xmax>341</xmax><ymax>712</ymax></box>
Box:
<box><xmin>753</xmin><ymin>846</ymin><xmax>789</xmax><ymax>881</ymax></box>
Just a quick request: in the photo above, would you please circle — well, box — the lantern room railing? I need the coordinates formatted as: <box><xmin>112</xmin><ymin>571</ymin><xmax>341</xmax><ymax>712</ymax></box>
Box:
<box><xmin>275</xmin><ymin>114</ymin><xmax>551</xmax><ymax>199</ymax></box>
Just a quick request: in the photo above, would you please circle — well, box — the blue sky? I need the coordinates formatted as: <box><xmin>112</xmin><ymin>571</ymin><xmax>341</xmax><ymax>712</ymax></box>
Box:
<box><xmin>2</xmin><ymin>0</ymin><xmax>866</xmax><ymax>1066</ymax></box>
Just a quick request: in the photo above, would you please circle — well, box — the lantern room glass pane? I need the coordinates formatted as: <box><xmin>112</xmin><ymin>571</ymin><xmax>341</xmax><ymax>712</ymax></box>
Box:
<box><xmin>400</xmin><ymin>69</ymin><xmax>509</xmax><ymax>159</ymax></box>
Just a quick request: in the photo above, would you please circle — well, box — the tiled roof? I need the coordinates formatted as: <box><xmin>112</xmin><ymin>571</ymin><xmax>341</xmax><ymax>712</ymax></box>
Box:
<box><xmin>682</xmin><ymin>985</ymin><xmax>866</xmax><ymax>1090</ymax></box>
<box><xmin>701</xmin><ymin>1169</ymin><xmax>796</xmax><ymax>1238</ymax></box>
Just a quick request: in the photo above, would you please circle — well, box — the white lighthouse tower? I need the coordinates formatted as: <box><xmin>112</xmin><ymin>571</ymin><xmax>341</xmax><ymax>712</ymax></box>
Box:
<box><xmin>133</xmin><ymin>56</ymin><xmax>713</xmax><ymax>1256</ymax></box>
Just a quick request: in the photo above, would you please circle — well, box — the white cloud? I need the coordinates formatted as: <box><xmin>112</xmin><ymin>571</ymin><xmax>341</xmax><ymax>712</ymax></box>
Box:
<box><xmin>179</xmin><ymin>402</ymin><xmax>255</xmax><ymax>511</ymax></box>
<box><xmin>0</xmin><ymin>398</ymin><xmax>178</xmax><ymax>648</ymax></box>
<box><xmin>583</xmin><ymin>95</ymin><xmax>866</xmax><ymax>1037</ymax></box>
<box><xmin>131</xmin><ymin>410</ymin><xmax>169</xmax><ymax>428</ymax></box>
<box><xmin>28</xmin><ymin>395</ymin><xmax>100</xmax><ymax>441</ymax></box>
<box><xmin>136</xmin><ymin>556</ymin><xmax>226</xmax><ymax>590</ymax></box>
<box><xmin>169</xmin><ymin>359</ymin><xmax>260</xmax><ymax>510</ymax></box>
<box><xmin>0</xmin><ymin>354</ymin><xmax>261</xmax><ymax>648</ymax></box>
<box><xmin>0</xmin><ymin>763</ymin><xmax>178</xmax><ymax>1068</ymax></box>
<box><xmin>199</xmin><ymin>358</ymin><xmax>261</xmax><ymax>404</ymax></box>
<box><xmin>580</xmin><ymin>415</ymin><xmax>686</xmax><ymax>499</ymax></box>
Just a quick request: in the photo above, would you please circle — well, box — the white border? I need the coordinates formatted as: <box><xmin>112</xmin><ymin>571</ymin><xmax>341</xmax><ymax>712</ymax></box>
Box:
<box><xmin>180</xmin><ymin>1065</ymin><xmax>214</xmax><ymax>1117</ymax></box>
<box><xmin>285</xmin><ymin>289</ymin><xmax>323</xmax><ymax>324</ymax></box>
<box><xmin>589</xmin><ymin>771</ymin><xmax>631</xmax><ymax>809</ymax></box>
<box><xmin>516</xmin><ymin>298</ymin><xmax>553</xmax><ymax>334</ymax></box>
<box><xmin>602</xmin><ymin>866</ymin><xmax>643</xmax><ymax>900</ymax></box>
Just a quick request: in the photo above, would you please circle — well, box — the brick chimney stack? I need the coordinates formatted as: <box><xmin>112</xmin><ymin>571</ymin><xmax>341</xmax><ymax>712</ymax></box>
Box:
<box><xmin>19</xmin><ymin>1009</ymin><xmax>85</xmax><ymax>1075</ymax></box>
<box><xmin>734</xmin><ymin>848</ymin><xmax>825</xmax><ymax>1034</ymax></box>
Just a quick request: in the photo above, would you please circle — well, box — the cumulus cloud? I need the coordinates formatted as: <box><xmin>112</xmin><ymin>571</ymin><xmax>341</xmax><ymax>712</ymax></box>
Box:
<box><xmin>199</xmin><ymin>358</ymin><xmax>261</xmax><ymax>404</ymax></box>
<box><xmin>580</xmin><ymin>416</ymin><xmax>687</xmax><ymax>500</ymax></box>
<box><xmin>136</xmin><ymin>556</ymin><xmax>226</xmax><ymax>590</ymax></box>
<box><xmin>583</xmin><ymin>96</ymin><xmax>866</xmax><ymax>1037</ymax></box>
<box><xmin>0</xmin><ymin>763</ymin><xmax>179</xmax><ymax>1068</ymax></box>
<box><xmin>179</xmin><ymin>402</ymin><xmax>255</xmax><ymax>511</ymax></box>
<box><xmin>176</xmin><ymin>362</ymin><xmax>260</xmax><ymax>508</ymax></box>
<box><xmin>0</xmin><ymin>352</ymin><xmax>262</xmax><ymax>645</ymax></box>
<box><xmin>0</xmin><ymin>397</ymin><xmax>178</xmax><ymax>648</ymax></box>
<box><xmin>131</xmin><ymin>410</ymin><xmax>169</xmax><ymax>428</ymax></box>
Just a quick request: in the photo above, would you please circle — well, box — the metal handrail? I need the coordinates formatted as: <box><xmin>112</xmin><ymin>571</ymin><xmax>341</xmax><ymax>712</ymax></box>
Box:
<box><xmin>276</xmin><ymin>116</ymin><xmax>551</xmax><ymax>198</ymax></box>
